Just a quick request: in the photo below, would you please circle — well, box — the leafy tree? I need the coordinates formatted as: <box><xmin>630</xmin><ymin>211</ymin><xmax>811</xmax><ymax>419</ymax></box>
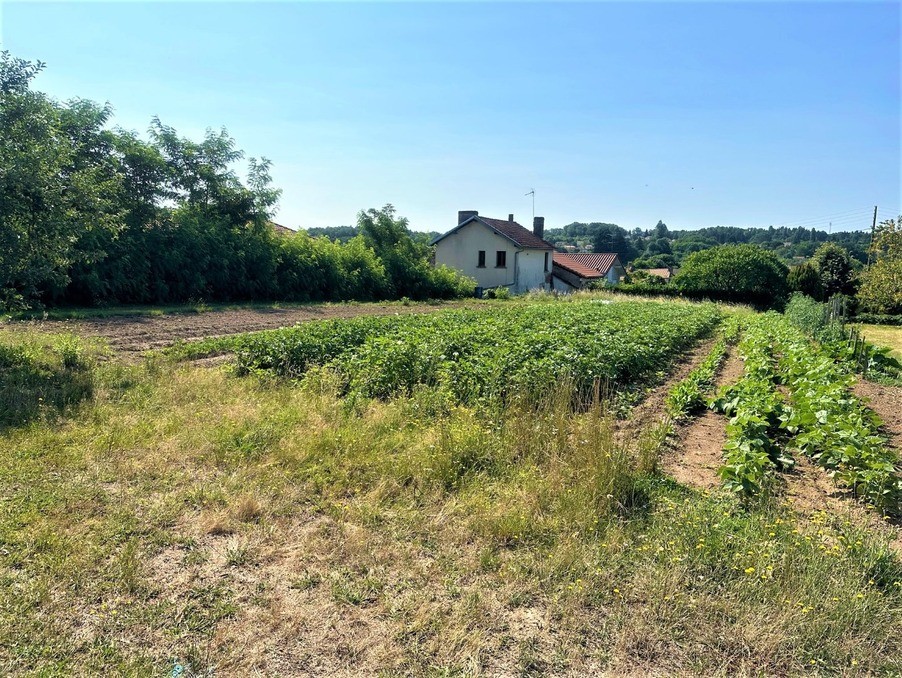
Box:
<box><xmin>359</xmin><ymin>204</ymin><xmax>473</xmax><ymax>299</ymax></box>
<box><xmin>631</xmin><ymin>254</ymin><xmax>676</xmax><ymax>269</ymax></box>
<box><xmin>674</xmin><ymin>244</ymin><xmax>789</xmax><ymax>307</ymax></box>
<box><xmin>644</xmin><ymin>237</ymin><xmax>672</xmax><ymax>257</ymax></box>
<box><xmin>0</xmin><ymin>51</ymin><xmax>123</xmax><ymax>308</ymax></box>
<box><xmin>591</xmin><ymin>224</ymin><xmax>639</xmax><ymax>263</ymax></box>
<box><xmin>810</xmin><ymin>242</ymin><xmax>855</xmax><ymax>298</ymax></box>
<box><xmin>653</xmin><ymin>220</ymin><xmax>670</xmax><ymax>239</ymax></box>
<box><xmin>787</xmin><ymin>263</ymin><xmax>823</xmax><ymax>300</ymax></box>
<box><xmin>858</xmin><ymin>218</ymin><xmax>902</xmax><ymax>314</ymax></box>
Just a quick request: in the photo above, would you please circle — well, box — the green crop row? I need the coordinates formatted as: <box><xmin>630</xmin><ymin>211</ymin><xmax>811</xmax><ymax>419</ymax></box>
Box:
<box><xmin>708</xmin><ymin>313</ymin><xmax>900</xmax><ymax>511</ymax></box>
<box><xmin>229</xmin><ymin>300</ymin><xmax>722</xmax><ymax>405</ymax></box>
<box><xmin>712</xmin><ymin>318</ymin><xmax>792</xmax><ymax>495</ymax></box>
<box><xmin>771</xmin><ymin>319</ymin><xmax>902</xmax><ymax>511</ymax></box>
<box><xmin>666</xmin><ymin>316</ymin><xmax>743</xmax><ymax>421</ymax></box>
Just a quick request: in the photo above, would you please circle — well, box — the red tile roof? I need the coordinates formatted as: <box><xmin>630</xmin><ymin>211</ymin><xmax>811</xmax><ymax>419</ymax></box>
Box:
<box><xmin>553</xmin><ymin>252</ymin><xmax>620</xmax><ymax>277</ymax></box>
<box><xmin>476</xmin><ymin>217</ymin><xmax>554</xmax><ymax>249</ymax></box>
<box><xmin>553</xmin><ymin>254</ymin><xmax>605</xmax><ymax>278</ymax></box>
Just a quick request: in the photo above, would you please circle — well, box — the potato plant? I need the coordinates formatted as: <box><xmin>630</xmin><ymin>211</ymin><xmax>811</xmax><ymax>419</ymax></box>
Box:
<box><xmin>232</xmin><ymin>300</ymin><xmax>722</xmax><ymax>405</ymax></box>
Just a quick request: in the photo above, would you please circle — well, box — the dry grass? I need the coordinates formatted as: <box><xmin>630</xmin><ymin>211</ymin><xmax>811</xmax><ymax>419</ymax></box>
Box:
<box><xmin>859</xmin><ymin>323</ymin><xmax>902</xmax><ymax>359</ymax></box>
<box><xmin>1</xmin><ymin>331</ymin><xmax>901</xmax><ymax>675</ymax></box>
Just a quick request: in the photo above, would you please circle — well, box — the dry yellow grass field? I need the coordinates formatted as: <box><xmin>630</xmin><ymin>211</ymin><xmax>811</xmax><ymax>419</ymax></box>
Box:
<box><xmin>859</xmin><ymin>323</ymin><xmax>902</xmax><ymax>359</ymax></box>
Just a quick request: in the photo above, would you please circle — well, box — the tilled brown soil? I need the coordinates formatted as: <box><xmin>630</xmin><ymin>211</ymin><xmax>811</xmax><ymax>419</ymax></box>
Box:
<box><xmin>16</xmin><ymin>302</ymin><xmax>477</xmax><ymax>356</ymax></box>
<box><xmin>617</xmin><ymin>335</ymin><xmax>720</xmax><ymax>439</ymax></box>
<box><xmin>853</xmin><ymin>379</ymin><xmax>902</xmax><ymax>451</ymax></box>
<box><xmin>781</xmin><ymin>451</ymin><xmax>902</xmax><ymax>554</ymax></box>
<box><xmin>662</xmin><ymin>347</ymin><xmax>744</xmax><ymax>490</ymax></box>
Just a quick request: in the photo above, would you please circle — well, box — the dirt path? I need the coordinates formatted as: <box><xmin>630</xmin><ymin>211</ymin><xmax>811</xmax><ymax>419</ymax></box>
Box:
<box><xmin>13</xmin><ymin>301</ymin><xmax>477</xmax><ymax>356</ymax></box>
<box><xmin>618</xmin><ymin>336</ymin><xmax>720</xmax><ymax>437</ymax></box>
<box><xmin>853</xmin><ymin>379</ymin><xmax>902</xmax><ymax>451</ymax></box>
<box><xmin>661</xmin><ymin>347</ymin><xmax>744</xmax><ymax>491</ymax></box>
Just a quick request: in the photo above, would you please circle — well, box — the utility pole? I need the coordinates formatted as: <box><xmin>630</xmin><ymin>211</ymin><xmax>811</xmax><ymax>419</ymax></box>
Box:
<box><xmin>867</xmin><ymin>205</ymin><xmax>878</xmax><ymax>268</ymax></box>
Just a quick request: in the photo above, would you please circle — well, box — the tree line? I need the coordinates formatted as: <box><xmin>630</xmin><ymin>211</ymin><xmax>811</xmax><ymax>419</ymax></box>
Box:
<box><xmin>609</xmin><ymin>226</ymin><xmax>901</xmax><ymax>315</ymax></box>
<box><xmin>546</xmin><ymin>220</ymin><xmax>873</xmax><ymax>270</ymax></box>
<box><xmin>0</xmin><ymin>51</ymin><xmax>472</xmax><ymax>311</ymax></box>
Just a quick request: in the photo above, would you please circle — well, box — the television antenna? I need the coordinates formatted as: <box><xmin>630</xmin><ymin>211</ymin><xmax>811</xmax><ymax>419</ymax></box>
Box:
<box><xmin>525</xmin><ymin>189</ymin><xmax>535</xmax><ymax>221</ymax></box>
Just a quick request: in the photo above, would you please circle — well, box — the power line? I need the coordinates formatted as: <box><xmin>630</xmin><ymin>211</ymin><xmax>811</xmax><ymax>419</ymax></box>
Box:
<box><xmin>768</xmin><ymin>208</ymin><xmax>873</xmax><ymax>229</ymax></box>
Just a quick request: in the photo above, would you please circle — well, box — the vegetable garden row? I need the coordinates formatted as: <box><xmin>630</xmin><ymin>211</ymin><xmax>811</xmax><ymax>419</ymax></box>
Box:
<box><xmin>205</xmin><ymin>295</ymin><xmax>900</xmax><ymax>512</ymax></box>
<box><xmin>711</xmin><ymin>313</ymin><xmax>902</xmax><ymax>512</ymax></box>
<box><xmin>227</xmin><ymin>300</ymin><xmax>722</xmax><ymax>404</ymax></box>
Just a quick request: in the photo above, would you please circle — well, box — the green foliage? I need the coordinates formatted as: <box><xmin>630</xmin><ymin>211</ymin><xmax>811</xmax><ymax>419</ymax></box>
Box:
<box><xmin>787</xmin><ymin>263</ymin><xmax>823</xmax><ymax>300</ymax></box>
<box><xmin>0</xmin><ymin>52</ymin><xmax>124</xmax><ymax>309</ymax></box>
<box><xmin>855</xmin><ymin>313</ymin><xmax>902</xmax><ymax>326</ymax></box>
<box><xmin>483</xmin><ymin>286</ymin><xmax>512</xmax><ymax>300</ymax></box>
<box><xmin>589</xmin><ymin>224</ymin><xmax>639</xmax><ymax>263</ymax></box>
<box><xmin>811</xmin><ymin>242</ymin><xmax>856</xmax><ymax>299</ymax></box>
<box><xmin>0</xmin><ymin>51</ymin><xmax>471</xmax><ymax>311</ymax></box>
<box><xmin>627</xmin><ymin>270</ymin><xmax>667</xmax><ymax>287</ymax></box>
<box><xmin>772</xmin><ymin>319</ymin><xmax>901</xmax><ymax>511</ymax></box>
<box><xmin>711</xmin><ymin>320</ymin><xmax>791</xmax><ymax>495</ymax></box>
<box><xmin>714</xmin><ymin>313</ymin><xmax>901</xmax><ymax>511</ymax></box>
<box><xmin>231</xmin><ymin>300</ymin><xmax>721</xmax><ymax>405</ymax></box>
<box><xmin>784</xmin><ymin>293</ymin><xmax>844</xmax><ymax>343</ymax></box>
<box><xmin>358</xmin><ymin>205</ymin><xmax>474</xmax><ymax>300</ymax></box>
<box><xmin>858</xmin><ymin>217</ymin><xmax>902</xmax><ymax>315</ymax></box>
<box><xmin>673</xmin><ymin>244</ymin><xmax>789</xmax><ymax>307</ymax></box>
<box><xmin>631</xmin><ymin>253</ymin><xmax>676</xmax><ymax>270</ymax></box>
<box><xmin>666</xmin><ymin>317</ymin><xmax>741</xmax><ymax>419</ymax></box>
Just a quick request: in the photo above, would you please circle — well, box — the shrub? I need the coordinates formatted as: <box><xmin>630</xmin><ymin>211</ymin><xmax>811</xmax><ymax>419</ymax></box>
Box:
<box><xmin>673</xmin><ymin>244</ymin><xmax>789</xmax><ymax>308</ymax></box>
<box><xmin>787</xmin><ymin>263</ymin><xmax>823</xmax><ymax>300</ymax></box>
<box><xmin>854</xmin><ymin>313</ymin><xmax>902</xmax><ymax>326</ymax></box>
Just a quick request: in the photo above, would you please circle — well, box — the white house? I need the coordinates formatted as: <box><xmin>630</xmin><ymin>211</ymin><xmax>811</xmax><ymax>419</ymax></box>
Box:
<box><xmin>431</xmin><ymin>211</ymin><xmax>554</xmax><ymax>294</ymax></box>
<box><xmin>551</xmin><ymin>253</ymin><xmax>625</xmax><ymax>291</ymax></box>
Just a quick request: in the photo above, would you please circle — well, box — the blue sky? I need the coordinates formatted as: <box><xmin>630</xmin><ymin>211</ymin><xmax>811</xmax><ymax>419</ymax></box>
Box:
<box><xmin>2</xmin><ymin>1</ymin><xmax>900</xmax><ymax>233</ymax></box>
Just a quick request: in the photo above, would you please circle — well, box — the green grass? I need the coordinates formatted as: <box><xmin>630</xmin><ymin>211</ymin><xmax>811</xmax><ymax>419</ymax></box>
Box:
<box><xmin>0</xmin><ymin>319</ymin><xmax>900</xmax><ymax>674</ymax></box>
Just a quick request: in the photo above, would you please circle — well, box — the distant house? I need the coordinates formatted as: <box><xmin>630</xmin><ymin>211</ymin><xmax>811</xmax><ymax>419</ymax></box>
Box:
<box><xmin>639</xmin><ymin>267</ymin><xmax>676</xmax><ymax>282</ymax></box>
<box><xmin>269</xmin><ymin>222</ymin><xmax>296</xmax><ymax>236</ymax></box>
<box><xmin>431</xmin><ymin>211</ymin><xmax>554</xmax><ymax>294</ymax></box>
<box><xmin>551</xmin><ymin>253</ymin><xmax>625</xmax><ymax>291</ymax></box>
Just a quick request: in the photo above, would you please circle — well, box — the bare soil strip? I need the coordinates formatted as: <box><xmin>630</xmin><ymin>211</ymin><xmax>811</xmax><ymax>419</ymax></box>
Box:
<box><xmin>853</xmin><ymin>379</ymin><xmax>902</xmax><ymax>451</ymax></box>
<box><xmin>14</xmin><ymin>301</ymin><xmax>478</xmax><ymax>356</ymax></box>
<box><xmin>618</xmin><ymin>335</ymin><xmax>720</xmax><ymax>436</ymax></box>
<box><xmin>661</xmin><ymin>347</ymin><xmax>744</xmax><ymax>491</ymax></box>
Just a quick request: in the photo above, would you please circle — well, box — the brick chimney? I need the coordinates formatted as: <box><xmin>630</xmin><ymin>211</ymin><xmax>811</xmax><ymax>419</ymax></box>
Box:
<box><xmin>533</xmin><ymin>216</ymin><xmax>545</xmax><ymax>239</ymax></box>
<box><xmin>508</xmin><ymin>214</ymin><xmax>514</xmax><ymax>222</ymax></box>
<box><xmin>458</xmin><ymin>210</ymin><xmax>478</xmax><ymax>224</ymax></box>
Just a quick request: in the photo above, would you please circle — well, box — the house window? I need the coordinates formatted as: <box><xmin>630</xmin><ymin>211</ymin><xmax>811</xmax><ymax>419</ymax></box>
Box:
<box><xmin>495</xmin><ymin>251</ymin><xmax>507</xmax><ymax>268</ymax></box>
<box><xmin>544</xmin><ymin>252</ymin><xmax>549</xmax><ymax>272</ymax></box>
<box><xmin>477</xmin><ymin>250</ymin><xmax>486</xmax><ymax>268</ymax></box>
